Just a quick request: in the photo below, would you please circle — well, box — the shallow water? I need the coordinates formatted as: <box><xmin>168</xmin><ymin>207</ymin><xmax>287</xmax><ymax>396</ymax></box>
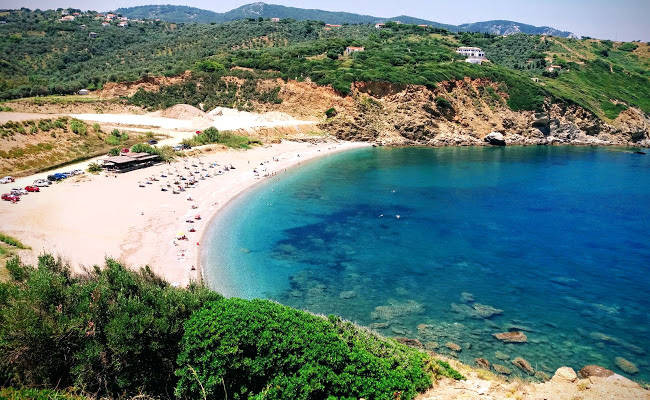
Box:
<box><xmin>203</xmin><ymin>146</ymin><xmax>650</xmax><ymax>381</ymax></box>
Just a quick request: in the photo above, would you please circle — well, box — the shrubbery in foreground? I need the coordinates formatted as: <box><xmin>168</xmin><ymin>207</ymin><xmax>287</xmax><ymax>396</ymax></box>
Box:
<box><xmin>0</xmin><ymin>255</ymin><xmax>462</xmax><ymax>399</ymax></box>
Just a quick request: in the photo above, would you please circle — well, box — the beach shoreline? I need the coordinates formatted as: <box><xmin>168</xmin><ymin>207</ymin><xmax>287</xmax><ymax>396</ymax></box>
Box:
<box><xmin>0</xmin><ymin>139</ymin><xmax>368</xmax><ymax>287</ymax></box>
<box><xmin>196</xmin><ymin>140</ymin><xmax>369</xmax><ymax>292</ymax></box>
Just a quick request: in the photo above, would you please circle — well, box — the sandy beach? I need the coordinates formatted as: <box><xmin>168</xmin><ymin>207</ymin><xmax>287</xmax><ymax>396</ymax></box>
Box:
<box><xmin>1</xmin><ymin>140</ymin><xmax>368</xmax><ymax>286</ymax></box>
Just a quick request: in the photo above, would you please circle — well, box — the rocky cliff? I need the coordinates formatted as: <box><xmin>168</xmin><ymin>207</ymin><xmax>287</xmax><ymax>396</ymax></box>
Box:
<box><xmin>255</xmin><ymin>78</ymin><xmax>650</xmax><ymax>147</ymax></box>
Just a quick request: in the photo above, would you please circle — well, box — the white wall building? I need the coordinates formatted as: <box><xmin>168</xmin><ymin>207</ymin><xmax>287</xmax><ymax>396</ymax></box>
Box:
<box><xmin>456</xmin><ymin>47</ymin><xmax>485</xmax><ymax>58</ymax></box>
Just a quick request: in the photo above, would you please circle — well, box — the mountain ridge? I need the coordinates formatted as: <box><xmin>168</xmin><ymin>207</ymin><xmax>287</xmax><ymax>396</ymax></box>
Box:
<box><xmin>114</xmin><ymin>2</ymin><xmax>577</xmax><ymax>38</ymax></box>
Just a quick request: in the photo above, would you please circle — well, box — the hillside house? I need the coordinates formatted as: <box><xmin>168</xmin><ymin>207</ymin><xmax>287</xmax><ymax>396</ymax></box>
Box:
<box><xmin>375</xmin><ymin>23</ymin><xmax>385</xmax><ymax>29</ymax></box>
<box><xmin>418</xmin><ymin>24</ymin><xmax>428</xmax><ymax>28</ymax></box>
<box><xmin>88</xmin><ymin>31</ymin><xmax>98</xmax><ymax>38</ymax></box>
<box><xmin>102</xmin><ymin>22</ymin><xmax>110</xmax><ymax>27</ymax></box>
<box><xmin>271</xmin><ymin>18</ymin><xmax>280</xmax><ymax>22</ymax></box>
<box><xmin>325</xmin><ymin>24</ymin><xmax>342</xmax><ymax>28</ymax></box>
<box><xmin>60</xmin><ymin>15</ymin><xmax>75</xmax><ymax>22</ymax></box>
<box><xmin>344</xmin><ymin>46</ymin><xmax>365</xmax><ymax>56</ymax></box>
<box><xmin>117</xmin><ymin>22</ymin><xmax>128</xmax><ymax>27</ymax></box>
<box><xmin>456</xmin><ymin>47</ymin><xmax>485</xmax><ymax>58</ymax></box>
<box><xmin>80</xmin><ymin>24</ymin><xmax>87</xmax><ymax>29</ymax></box>
<box><xmin>78</xmin><ymin>89</ymin><xmax>89</xmax><ymax>95</ymax></box>
<box><xmin>547</xmin><ymin>65</ymin><xmax>562</xmax><ymax>72</ymax></box>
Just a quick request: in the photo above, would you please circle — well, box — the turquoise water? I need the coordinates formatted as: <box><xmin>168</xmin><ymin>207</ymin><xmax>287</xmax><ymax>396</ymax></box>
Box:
<box><xmin>203</xmin><ymin>146</ymin><xmax>650</xmax><ymax>381</ymax></box>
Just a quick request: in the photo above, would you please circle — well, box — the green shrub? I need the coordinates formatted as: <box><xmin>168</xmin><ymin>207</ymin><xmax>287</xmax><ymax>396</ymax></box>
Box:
<box><xmin>601</xmin><ymin>101</ymin><xmax>628</xmax><ymax>119</ymax></box>
<box><xmin>92</xmin><ymin>123</ymin><xmax>101</xmax><ymax>133</ymax></box>
<box><xmin>618</xmin><ymin>42</ymin><xmax>638</xmax><ymax>52</ymax></box>
<box><xmin>108</xmin><ymin>148</ymin><xmax>120</xmax><ymax>156</ymax></box>
<box><xmin>69</xmin><ymin>119</ymin><xmax>86</xmax><ymax>135</ymax></box>
<box><xmin>87</xmin><ymin>162</ymin><xmax>102</xmax><ymax>173</ymax></box>
<box><xmin>325</xmin><ymin>107</ymin><xmax>337</xmax><ymax>118</ymax></box>
<box><xmin>0</xmin><ymin>255</ymin><xmax>221</xmax><ymax>397</ymax></box>
<box><xmin>176</xmin><ymin>298</ymin><xmax>442</xmax><ymax>400</ymax></box>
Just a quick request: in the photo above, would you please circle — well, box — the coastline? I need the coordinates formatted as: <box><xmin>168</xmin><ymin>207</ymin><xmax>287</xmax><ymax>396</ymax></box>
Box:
<box><xmin>196</xmin><ymin>140</ymin><xmax>369</xmax><ymax>290</ymax></box>
<box><xmin>0</xmin><ymin>139</ymin><xmax>368</xmax><ymax>287</ymax></box>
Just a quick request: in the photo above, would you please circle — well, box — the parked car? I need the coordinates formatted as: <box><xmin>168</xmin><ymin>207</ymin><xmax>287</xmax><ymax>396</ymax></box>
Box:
<box><xmin>11</xmin><ymin>188</ymin><xmax>28</xmax><ymax>196</ymax></box>
<box><xmin>68</xmin><ymin>169</ymin><xmax>83</xmax><ymax>176</ymax></box>
<box><xmin>148</xmin><ymin>139</ymin><xmax>158</xmax><ymax>145</ymax></box>
<box><xmin>25</xmin><ymin>185</ymin><xmax>40</xmax><ymax>192</ymax></box>
<box><xmin>195</xmin><ymin>130</ymin><xmax>201</xmax><ymax>134</ymax></box>
<box><xmin>47</xmin><ymin>173</ymin><xmax>68</xmax><ymax>182</ymax></box>
<box><xmin>34</xmin><ymin>179</ymin><xmax>50</xmax><ymax>187</ymax></box>
<box><xmin>182</xmin><ymin>143</ymin><xmax>191</xmax><ymax>150</ymax></box>
<box><xmin>0</xmin><ymin>176</ymin><xmax>15</xmax><ymax>184</ymax></box>
<box><xmin>121</xmin><ymin>148</ymin><xmax>130</xmax><ymax>153</ymax></box>
<box><xmin>173</xmin><ymin>145</ymin><xmax>183</xmax><ymax>151</ymax></box>
<box><xmin>1</xmin><ymin>193</ymin><xmax>19</xmax><ymax>202</ymax></box>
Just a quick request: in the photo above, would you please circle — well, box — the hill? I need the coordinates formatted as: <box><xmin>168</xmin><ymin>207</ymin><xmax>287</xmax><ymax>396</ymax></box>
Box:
<box><xmin>0</xmin><ymin>9</ymin><xmax>647</xmax><ymax>128</ymax></box>
<box><xmin>112</xmin><ymin>4</ymin><xmax>220</xmax><ymax>23</ymax></box>
<box><xmin>115</xmin><ymin>3</ymin><xmax>576</xmax><ymax>37</ymax></box>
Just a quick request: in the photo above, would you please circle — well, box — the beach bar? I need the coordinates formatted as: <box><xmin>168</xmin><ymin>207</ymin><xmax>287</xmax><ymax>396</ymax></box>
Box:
<box><xmin>102</xmin><ymin>152</ymin><xmax>161</xmax><ymax>173</ymax></box>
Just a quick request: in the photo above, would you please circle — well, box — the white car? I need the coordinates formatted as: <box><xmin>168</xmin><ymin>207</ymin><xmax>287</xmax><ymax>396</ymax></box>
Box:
<box><xmin>34</xmin><ymin>179</ymin><xmax>50</xmax><ymax>187</ymax></box>
<box><xmin>11</xmin><ymin>188</ymin><xmax>28</xmax><ymax>196</ymax></box>
<box><xmin>68</xmin><ymin>169</ymin><xmax>83</xmax><ymax>176</ymax></box>
<box><xmin>0</xmin><ymin>176</ymin><xmax>15</xmax><ymax>184</ymax></box>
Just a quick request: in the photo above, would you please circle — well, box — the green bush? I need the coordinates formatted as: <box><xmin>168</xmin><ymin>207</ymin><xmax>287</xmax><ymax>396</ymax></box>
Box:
<box><xmin>87</xmin><ymin>162</ymin><xmax>102</xmax><ymax>173</ymax></box>
<box><xmin>176</xmin><ymin>298</ymin><xmax>444</xmax><ymax>400</ymax></box>
<box><xmin>325</xmin><ymin>107</ymin><xmax>338</xmax><ymax>118</ymax></box>
<box><xmin>69</xmin><ymin>119</ymin><xmax>87</xmax><ymax>135</ymax></box>
<box><xmin>182</xmin><ymin>127</ymin><xmax>258</xmax><ymax>149</ymax></box>
<box><xmin>0</xmin><ymin>255</ymin><xmax>221</xmax><ymax>397</ymax></box>
<box><xmin>618</xmin><ymin>42</ymin><xmax>638</xmax><ymax>52</ymax></box>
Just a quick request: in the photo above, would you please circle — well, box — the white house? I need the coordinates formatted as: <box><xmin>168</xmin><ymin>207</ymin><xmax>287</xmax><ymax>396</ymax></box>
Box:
<box><xmin>344</xmin><ymin>46</ymin><xmax>365</xmax><ymax>56</ymax></box>
<box><xmin>456</xmin><ymin>46</ymin><xmax>485</xmax><ymax>58</ymax></box>
<box><xmin>271</xmin><ymin>17</ymin><xmax>280</xmax><ymax>22</ymax></box>
<box><xmin>88</xmin><ymin>31</ymin><xmax>98</xmax><ymax>38</ymax></box>
<box><xmin>375</xmin><ymin>23</ymin><xmax>385</xmax><ymax>29</ymax></box>
<box><xmin>117</xmin><ymin>21</ymin><xmax>128</xmax><ymax>27</ymax></box>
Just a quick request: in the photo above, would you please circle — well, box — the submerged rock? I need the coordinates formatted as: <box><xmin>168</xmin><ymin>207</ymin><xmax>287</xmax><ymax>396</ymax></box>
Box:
<box><xmin>371</xmin><ymin>299</ymin><xmax>424</xmax><ymax>320</ymax></box>
<box><xmin>394</xmin><ymin>337</ymin><xmax>423</xmax><ymax>348</ymax></box>
<box><xmin>495</xmin><ymin>351</ymin><xmax>510</xmax><ymax>361</ymax></box>
<box><xmin>534</xmin><ymin>371</ymin><xmax>550</xmax><ymax>381</ymax></box>
<box><xmin>460</xmin><ymin>292</ymin><xmax>475</xmax><ymax>303</ymax></box>
<box><xmin>424</xmin><ymin>341</ymin><xmax>439</xmax><ymax>351</ymax></box>
<box><xmin>493</xmin><ymin>364</ymin><xmax>512</xmax><ymax>375</ymax></box>
<box><xmin>512</xmin><ymin>357</ymin><xmax>534</xmax><ymax>374</ymax></box>
<box><xmin>484</xmin><ymin>131</ymin><xmax>506</xmax><ymax>146</ymax></box>
<box><xmin>369</xmin><ymin>322</ymin><xmax>390</xmax><ymax>330</ymax></box>
<box><xmin>473</xmin><ymin>303</ymin><xmax>503</xmax><ymax>318</ymax></box>
<box><xmin>493</xmin><ymin>331</ymin><xmax>528</xmax><ymax>343</ymax></box>
<box><xmin>339</xmin><ymin>290</ymin><xmax>357</xmax><ymax>299</ymax></box>
<box><xmin>475</xmin><ymin>358</ymin><xmax>490</xmax><ymax>370</ymax></box>
<box><xmin>445</xmin><ymin>342</ymin><xmax>462</xmax><ymax>352</ymax></box>
<box><xmin>552</xmin><ymin>366</ymin><xmax>577</xmax><ymax>382</ymax></box>
<box><xmin>614</xmin><ymin>357</ymin><xmax>639</xmax><ymax>375</ymax></box>
<box><xmin>578</xmin><ymin>365</ymin><xmax>615</xmax><ymax>378</ymax></box>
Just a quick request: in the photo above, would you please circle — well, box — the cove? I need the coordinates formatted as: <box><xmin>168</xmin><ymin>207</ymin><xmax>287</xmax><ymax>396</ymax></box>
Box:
<box><xmin>202</xmin><ymin>146</ymin><xmax>650</xmax><ymax>381</ymax></box>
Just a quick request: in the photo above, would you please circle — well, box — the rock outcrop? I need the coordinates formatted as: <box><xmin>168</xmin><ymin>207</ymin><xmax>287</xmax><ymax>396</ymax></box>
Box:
<box><xmin>552</xmin><ymin>367</ymin><xmax>578</xmax><ymax>382</ymax></box>
<box><xmin>484</xmin><ymin>131</ymin><xmax>506</xmax><ymax>146</ymax></box>
<box><xmin>578</xmin><ymin>364</ymin><xmax>615</xmax><ymax>378</ymax></box>
<box><xmin>493</xmin><ymin>331</ymin><xmax>528</xmax><ymax>343</ymax></box>
<box><xmin>512</xmin><ymin>357</ymin><xmax>534</xmax><ymax>374</ymax></box>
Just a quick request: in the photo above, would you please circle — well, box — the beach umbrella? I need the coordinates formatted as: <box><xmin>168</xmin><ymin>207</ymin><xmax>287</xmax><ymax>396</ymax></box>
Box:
<box><xmin>177</xmin><ymin>232</ymin><xmax>185</xmax><ymax>239</ymax></box>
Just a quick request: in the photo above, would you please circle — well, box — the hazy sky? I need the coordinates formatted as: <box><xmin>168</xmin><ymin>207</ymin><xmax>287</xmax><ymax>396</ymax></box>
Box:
<box><xmin>4</xmin><ymin>0</ymin><xmax>649</xmax><ymax>41</ymax></box>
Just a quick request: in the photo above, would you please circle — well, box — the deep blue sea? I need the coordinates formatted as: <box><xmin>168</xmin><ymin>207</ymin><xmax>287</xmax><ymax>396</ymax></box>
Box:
<box><xmin>203</xmin><ymin>146</ymin><xmax>650</xmax><ymax>381</ymax></box>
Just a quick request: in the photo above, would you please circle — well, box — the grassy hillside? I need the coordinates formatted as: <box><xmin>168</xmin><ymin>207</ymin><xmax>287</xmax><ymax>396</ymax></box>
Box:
<box><xmin>0</xmin><ymin>9</ymin><xmax>647</xmax><ymax>120</ymax></box>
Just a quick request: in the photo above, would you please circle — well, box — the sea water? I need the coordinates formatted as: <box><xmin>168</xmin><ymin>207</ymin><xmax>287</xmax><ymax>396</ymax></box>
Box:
<box><xmin>203</xmin><ymin>146</ymin><xmax>650</xmax><ymax>381</ymax></box>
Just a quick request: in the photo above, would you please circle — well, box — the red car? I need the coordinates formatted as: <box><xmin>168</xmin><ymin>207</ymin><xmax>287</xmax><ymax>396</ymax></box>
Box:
<box><xmin>25</xmin><ymin>185</ymin><xmax>40</xmax><ymax>192</ymax></box>
<box><xmin>1</xmin><ymin>193</ymin><xmax>20</xmax><ymax>202</ymax></box>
